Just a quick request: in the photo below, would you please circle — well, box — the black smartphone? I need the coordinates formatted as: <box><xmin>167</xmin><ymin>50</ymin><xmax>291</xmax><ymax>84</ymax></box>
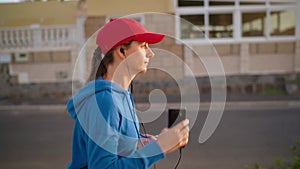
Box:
<box><xmin>168</xmin><ymin>108</ymin><xmax>186</xmax><ymax>128</ymax></box>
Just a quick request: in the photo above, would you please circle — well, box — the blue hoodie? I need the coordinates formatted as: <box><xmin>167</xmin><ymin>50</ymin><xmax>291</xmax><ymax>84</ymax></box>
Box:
<box><xmin>67</xmin><ymin>77</ymin><xmax>165</xmax><ymax>169</ymax></box>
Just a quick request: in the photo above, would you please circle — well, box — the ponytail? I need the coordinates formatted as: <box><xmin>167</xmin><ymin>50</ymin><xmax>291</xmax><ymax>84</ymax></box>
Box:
<box><xmin>87</xmin><ymin>41</ymin><xmax>133</xmax><ymax>82</ymax></box>
<box><xmin>87</xmin><ymin>47</ymin><xmax>114</xmax><ymax>82</ymax></box>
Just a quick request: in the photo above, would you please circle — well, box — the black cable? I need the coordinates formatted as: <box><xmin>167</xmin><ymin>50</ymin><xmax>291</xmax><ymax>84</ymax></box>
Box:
<box><xmin>130</xmin><ymin>82</ymin><xmax>134</xmax><ymax>94</ymax></box>
<box><xmin>140</xmin><ymin>122</ymin><xmax>147</xmax><ymax>134</ymax></box>
<box><xmin>131</xmin><ymin>83</ymin><xmax>157</xmax><ymax>169</ymax></box>
<box><xmin>140</xmin><ymin>114</ymin><xmax>184</xmax><ymax>169</ymax></box>
<box><xmin>174</xmin><ymin>148</ymin><xmax>183</xmax><ymax>169</ymax></box>
<box><xmin>134</xmin><ymin>85</ymin><xmax>184</xmax><ymax>169</ymax></box>
<box><xmin>140</xmin><ymin>122</ymin><xmax>157</xmax><ymax>169</ymax></box>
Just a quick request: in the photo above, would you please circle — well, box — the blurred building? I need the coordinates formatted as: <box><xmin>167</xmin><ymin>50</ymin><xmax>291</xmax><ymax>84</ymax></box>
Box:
<box><xmin>0</xmin><ymin>1</ymin><xmax>81</xmax><ymax>98</ymax></box>
<box><xmin>0</xmin><ymin>0</ymin><xmax>299</xmax><ymax>99</ymax></box>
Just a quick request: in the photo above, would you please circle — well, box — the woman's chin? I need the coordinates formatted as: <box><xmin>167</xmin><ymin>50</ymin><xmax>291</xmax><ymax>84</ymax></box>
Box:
<box><xmin>139</xmin><ymin>68</ymin><xmax>147</xmax><ymax>74</ymax></box>
<box><xmin>141</xmin><ymin>69</ymin><xmax>147</xmax><ymax>73</ymax></box>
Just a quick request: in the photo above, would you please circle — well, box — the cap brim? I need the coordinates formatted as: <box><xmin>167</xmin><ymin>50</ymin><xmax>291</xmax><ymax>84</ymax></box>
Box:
<box><xmin>134</xmin><ymin>32</ymin><xmax>165</xmax><ymax>44</ymax></box>
<box><xmin>108</xmin><ymin>32</ymin><xmax>166</xmax><ymax>54</ymax></box>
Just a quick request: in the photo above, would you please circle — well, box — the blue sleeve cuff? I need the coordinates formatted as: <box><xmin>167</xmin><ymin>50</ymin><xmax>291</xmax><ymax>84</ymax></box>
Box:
<box><xmin>140</xmin><ymin>141</ymin><xmax>165</xmax><ymax>165</ymax></box>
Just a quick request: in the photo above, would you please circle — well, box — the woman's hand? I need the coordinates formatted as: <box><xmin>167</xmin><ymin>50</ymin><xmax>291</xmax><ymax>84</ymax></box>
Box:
<box><xmin>157</xmin><ymin>119</ymin><xmax>189</xmax><ymax>154</ymax></box>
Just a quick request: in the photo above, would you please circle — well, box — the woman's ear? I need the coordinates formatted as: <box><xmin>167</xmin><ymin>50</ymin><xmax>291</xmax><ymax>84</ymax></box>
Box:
<box><xmin>120</xmin><ymin>48</ymin><xmax>125</xmax><ymax>55</ymax></box>
<box><xmin>115</xmin><ymin>46</ymin><xmax>126</xmax><ymax>59</ymax></box>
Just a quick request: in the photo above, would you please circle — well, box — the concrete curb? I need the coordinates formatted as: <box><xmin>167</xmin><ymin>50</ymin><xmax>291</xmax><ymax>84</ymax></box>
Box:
<box><xmin>0</xmin><ymin>100</ymin><xmax>299</xmax><ymax>111</ymax></box>
<box><xmin>223</xmin><ymin>100</ymin><xmax>300</xmax><ymax>110</ymax></box>
<box><xmin>137</xmin><ymin>100</ymin><xmax>300</xmax><ymax>111</ymax></box>
<box><xmin>0</xmin><ymin>104</ymin><xmax>66</xmax><ymax>111</ymax></box>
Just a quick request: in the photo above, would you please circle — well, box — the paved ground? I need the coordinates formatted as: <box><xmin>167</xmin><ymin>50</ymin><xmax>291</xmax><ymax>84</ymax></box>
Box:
<box><xmin>0</xmin><ymin>102</ymin><xmax>299</xmax><ymax>169</ymax></box>
<box><xmin>1</xmin><ymin>93</ymin><xmax>300</xmax><ymax>105</ymax></box>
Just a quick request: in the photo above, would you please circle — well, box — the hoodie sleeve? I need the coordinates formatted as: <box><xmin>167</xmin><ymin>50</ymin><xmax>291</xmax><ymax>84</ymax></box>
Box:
<box><xmin>81</xmin><ymin>91</ymin><xmax>165</xmax><ymax>169</ymax></box>
<box><xmin>87</xmin><ymin>135</ymin><xmax>165</xmax><ymax>169</ymax></box>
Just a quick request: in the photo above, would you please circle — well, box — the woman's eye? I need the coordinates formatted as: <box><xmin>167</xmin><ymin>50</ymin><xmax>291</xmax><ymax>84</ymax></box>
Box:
<box><xmin>142</xmin><ymin>43</ymin><xmax>148</xmax><ymax>48</ymax></box>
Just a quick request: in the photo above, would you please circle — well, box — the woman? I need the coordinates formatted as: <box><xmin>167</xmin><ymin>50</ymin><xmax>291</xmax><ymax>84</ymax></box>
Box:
<box><xmin>67</xmin><ymin>18</ymin><xmax>189</xmax><ymax>169</ymax></box>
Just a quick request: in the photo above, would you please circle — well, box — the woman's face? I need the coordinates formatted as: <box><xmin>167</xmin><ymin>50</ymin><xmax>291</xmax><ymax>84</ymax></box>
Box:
<box><xmin>124</xmin><ymin>41</ymin><xmax>154</xmax><ymax>74</ymax></box>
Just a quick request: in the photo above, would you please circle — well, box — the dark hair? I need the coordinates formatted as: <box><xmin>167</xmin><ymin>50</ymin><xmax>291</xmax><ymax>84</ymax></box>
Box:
<box><xmin>87</xmin><ymin>41</ymin><xmax>134</xmax><ymax>82</ymax></box>
<box><xmin>87</xmin><ymin>47</ymin><xmax>113</xmax><ymax>82</ymax></box>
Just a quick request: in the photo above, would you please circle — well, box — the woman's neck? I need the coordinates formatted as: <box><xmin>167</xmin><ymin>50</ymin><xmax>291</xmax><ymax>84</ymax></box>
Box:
<box><xmin>105</xmin><ymin>64</ymin><xmax>136</xmax><ymax>90</ymax></box>
<box><xmin>104</xmin><ymin>75</ymin><xmax>133</xmax><ymax>90</ymax></box>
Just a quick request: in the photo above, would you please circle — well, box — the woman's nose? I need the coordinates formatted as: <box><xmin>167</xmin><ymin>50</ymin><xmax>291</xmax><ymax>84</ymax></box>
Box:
<box><xmin>146</xmin><ymin>48</ymin><xmax>155</xmax><ymax>58</ymax></box>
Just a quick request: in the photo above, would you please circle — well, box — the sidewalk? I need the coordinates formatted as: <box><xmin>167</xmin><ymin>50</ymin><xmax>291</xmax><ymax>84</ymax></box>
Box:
<box><xmin>0</xmin><ymin>93</ymin><xmax>300</xmax><ymax>111</ymax></box>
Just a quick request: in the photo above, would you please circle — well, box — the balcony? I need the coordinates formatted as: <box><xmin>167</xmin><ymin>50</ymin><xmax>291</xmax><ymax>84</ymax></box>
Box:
<box><xmin>0</xmin><ymin>24</ymin><xmax>84</xmax><ymax>84</ymax></box>
<box><xmin>0</xmin><ymin>24</ymin><xmax>78</xmax><ymax>53</ymax></box>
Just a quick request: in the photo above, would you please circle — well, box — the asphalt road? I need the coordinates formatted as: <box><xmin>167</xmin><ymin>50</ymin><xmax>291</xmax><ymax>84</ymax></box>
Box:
<box><xmin>0</xmin><ymin>104</ymin><xmax>299</xmax><ymax>169</ymax></box>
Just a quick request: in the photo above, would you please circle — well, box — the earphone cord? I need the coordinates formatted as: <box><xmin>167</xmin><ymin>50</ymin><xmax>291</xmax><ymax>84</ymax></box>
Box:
<box><xmin>141</xmin><ymin>122</ymin><xmax>183</xmax><ymax>169</ymax></box>
<box><xmin>174</xmin><ymin>148</ymin><xmax>183</xmax><ymax>169</ymax></box>
<box><xmin>140</xmin><ymin>122</ymin><xmax>157</xmax><ymax>169</ymax></box>
<box><xmin>128</xmin><ymin>61</ymin><xmax>182</xmax><ymax>169</ymax></box>
<box><xmin>124</xmin><ymin>56</ymin><xmax>132</xmax><ymax>83</ymax></box>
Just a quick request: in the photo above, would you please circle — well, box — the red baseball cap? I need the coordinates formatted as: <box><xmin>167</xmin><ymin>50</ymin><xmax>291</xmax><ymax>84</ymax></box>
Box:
<box><xmin>96</xmin><ymin>18</ymin><xmax>165</xmax><ymax>54</ymax></box>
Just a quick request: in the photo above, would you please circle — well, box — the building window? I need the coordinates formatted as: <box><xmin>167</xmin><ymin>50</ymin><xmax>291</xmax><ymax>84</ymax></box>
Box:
<box><xmin>270</xmin><ymin>1</ymin><xmax>295</xmax><ymax>5</ymax></box>
<box><xmin>242</xmin><ymin>12</ymin><xmax>266</xmax><ymax>37</ymax></box>
<box><xmin>270</xmin><ymin>9</ymin><xmax>295</xmax><ymax>36</ymax></box>
<box><xmin>209</xmin><ymin>1</ymin><xmax>234</xmax><ymax>6</ymax></box>
<box><xmin>180</xmin><ymin>14</ymin><xmax>205</xmax><ymax>39</ymax></box>
<box><xmin>209</xmin><ymin>13</ymin><xmax>233</xmax><ymax>38</ymax></box>
<box><xmin>178</xmin><ymin>0</ymin><xmax>204</xmax><ymax>7</ymax></box>
<box><xmin>240</xmin><ymin>1</ymin><xmax>265</xmax><ymax>5</ymax></box>
<box><xmin>175</xmin><ymin>0</ymin><xmax>297</xmax><ymax>42</ymax></box>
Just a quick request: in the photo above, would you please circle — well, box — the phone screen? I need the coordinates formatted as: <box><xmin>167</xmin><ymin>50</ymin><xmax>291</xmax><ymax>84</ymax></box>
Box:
<box><xmin>168</xmin><ymin>108</ymin><xmax>186</xmax><ymax>128</ymax></box>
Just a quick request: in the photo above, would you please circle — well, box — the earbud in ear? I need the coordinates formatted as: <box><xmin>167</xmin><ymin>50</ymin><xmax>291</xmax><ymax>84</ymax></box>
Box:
<box><xmin>120</xmin><ymin>48</ymin><xmax>125</xmax><ymax>55</ymax></box>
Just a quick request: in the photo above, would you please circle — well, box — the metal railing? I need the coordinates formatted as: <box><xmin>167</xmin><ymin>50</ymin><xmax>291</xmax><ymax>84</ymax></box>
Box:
<box><xmin>0</xmin><ymin>25</ymin><xmax>78</xmax><ymax>51</ymax></box>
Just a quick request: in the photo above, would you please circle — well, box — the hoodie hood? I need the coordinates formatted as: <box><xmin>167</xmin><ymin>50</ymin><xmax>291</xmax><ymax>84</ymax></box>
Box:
<box><xmin>67</xmin><ymin>77</ymin><xmax>129</xmax><ymax>119</ymax></box>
